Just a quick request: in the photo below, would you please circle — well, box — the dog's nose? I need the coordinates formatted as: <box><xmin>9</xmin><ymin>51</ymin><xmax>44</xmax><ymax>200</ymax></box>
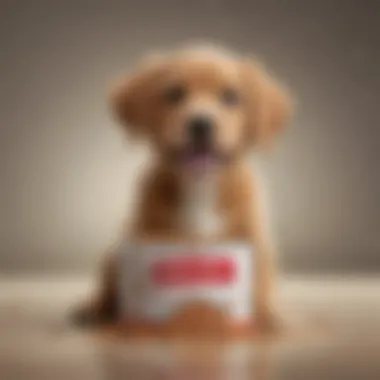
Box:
<box><xmin>188</xmin><ymin>116</ymin><xmax>213</xmax><ymax>147</ymax></box>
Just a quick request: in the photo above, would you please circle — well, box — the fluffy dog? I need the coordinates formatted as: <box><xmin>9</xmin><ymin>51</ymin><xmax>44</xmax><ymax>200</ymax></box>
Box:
<box><xmin>75</xmin><ymin>45</ymin><xmax>292</xmax><ymax>333</ymax></box>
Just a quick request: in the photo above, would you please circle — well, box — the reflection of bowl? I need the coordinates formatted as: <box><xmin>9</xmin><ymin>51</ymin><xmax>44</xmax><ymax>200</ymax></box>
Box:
<box><xmin>117</xmin><ymin>242</ymin><xmax>256</xmax><ymax>339</ymax></box>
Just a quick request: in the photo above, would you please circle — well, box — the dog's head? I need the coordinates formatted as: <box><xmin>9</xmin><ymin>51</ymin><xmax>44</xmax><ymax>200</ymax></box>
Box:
<box><xmin>110</xmin><ymin>46</ymin><xmax>292</xmax><ymax>174</ymax></box>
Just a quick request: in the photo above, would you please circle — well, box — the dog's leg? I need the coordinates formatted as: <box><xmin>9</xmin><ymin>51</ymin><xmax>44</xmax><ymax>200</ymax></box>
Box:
<box><xmin>71</xmin><ymin>251</ymin><xmax>119</xmax><ymax>326</ymax></box>
<box><xmin>221</xmin><ymin>167</ymin><xmax>281</xmax><ymax>334</ymax></box>
<box><xmin>71</xmin><ymin>169</ymin><xmax>179</xmax><ymax>327</ymax></box>
<box><xmin>249</xmin><ymin>202</ymin><xmax>284</xmax><ymax>335</ymax></box>
<box><xmin>254</xmin><ymin>242</ymin><xmax>280</xmax><ymax>334</ymax></box>
<box><xmin>224</xmin><ymin>212</ymin><xmax>279</xmax><ymax>334</ymax></box>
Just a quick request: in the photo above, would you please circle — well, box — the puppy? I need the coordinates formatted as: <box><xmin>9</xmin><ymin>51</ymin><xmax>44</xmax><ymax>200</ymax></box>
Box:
<box><xmin>75</xmin><ymin>45</ymin><xmax>292</xmax><ymax>333</ymax></box>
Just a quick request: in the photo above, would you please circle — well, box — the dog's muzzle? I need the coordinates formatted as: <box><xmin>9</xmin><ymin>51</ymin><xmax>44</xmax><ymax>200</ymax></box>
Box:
<box><xmin>187</xmin><ymin>115</ymin><xmax>214</xmax><ymax>151</ymax></box>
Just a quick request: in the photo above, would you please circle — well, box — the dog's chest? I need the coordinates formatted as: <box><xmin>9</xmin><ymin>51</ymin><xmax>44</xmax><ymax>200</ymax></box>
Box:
<box><xmin>180</xmin><ymin>176</ymin><xmax>225</xmax><ymax>238</ymax></box>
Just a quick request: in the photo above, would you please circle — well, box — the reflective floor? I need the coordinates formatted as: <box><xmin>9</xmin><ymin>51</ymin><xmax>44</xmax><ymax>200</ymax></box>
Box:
<box><xmin>0</xmin><ymin>276</ymin><xmax>379</xmax><ymax>380</ymax></box>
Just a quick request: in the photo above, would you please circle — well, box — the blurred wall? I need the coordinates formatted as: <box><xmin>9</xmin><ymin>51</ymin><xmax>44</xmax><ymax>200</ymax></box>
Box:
<box><xmin>1</xmin><ymin>0</ymin><xmax>379</xmax><ymax>274</ymax></box>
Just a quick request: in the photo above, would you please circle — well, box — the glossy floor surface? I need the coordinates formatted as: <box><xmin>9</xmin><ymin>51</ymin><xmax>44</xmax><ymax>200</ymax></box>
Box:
<box><xmin>0</xmin><ymin>276</ymin><xmax>379</xmax><ymax>380</ymax></box>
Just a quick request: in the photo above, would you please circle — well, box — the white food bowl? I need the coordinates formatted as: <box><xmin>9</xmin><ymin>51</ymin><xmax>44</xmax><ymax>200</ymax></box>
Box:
<box><xmin>116</xmin><ymin>241</ymin><xmax>255</xmax><ymax>338</ymax></box>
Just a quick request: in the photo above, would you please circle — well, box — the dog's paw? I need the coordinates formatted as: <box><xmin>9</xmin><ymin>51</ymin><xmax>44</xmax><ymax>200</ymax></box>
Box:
<box><xmin>69</xmin><ymin>302</ymin><xmax>112</xmax><ymax>328</ymax></box>
<box><xmin>70</xmin><ymin>294</ymin><xmax>120</xmax><ymax>328</ymax></box>
<box><xmin>69</xmin><ymin>304</ymin><xmax>97</xmax><ymax>327</ymax></box>
<box><xmin>257</xmin><ymin>304</ymin><xmax>313</xmax><ymax>339</ymax></box>
<box><xmin>256</xmin><ymin>305</ymin><xmax>288</xmax><ymax>337</ymax></box>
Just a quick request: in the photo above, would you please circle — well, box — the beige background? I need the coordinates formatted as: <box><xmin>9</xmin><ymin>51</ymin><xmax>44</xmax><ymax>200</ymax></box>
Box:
<box><xmin>1</xmin><ymin>0</ymin><xmax>379</xmax><ymax>274</ymax></box>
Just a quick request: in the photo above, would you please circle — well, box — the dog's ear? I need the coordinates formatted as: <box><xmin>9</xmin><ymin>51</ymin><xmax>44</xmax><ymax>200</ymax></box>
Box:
<box><xmin>109</xmin><ymin>56</ymin><xmax>166</xmax><ymax>138</ymax></box>
<box><xmin>240</xmin><ymin>60</ymin><xmax>293</xmax><ymax>150</ymax></box>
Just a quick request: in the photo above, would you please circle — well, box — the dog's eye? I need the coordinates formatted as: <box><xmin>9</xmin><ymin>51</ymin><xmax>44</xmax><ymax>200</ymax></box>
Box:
<box><xmin>164</xmin><ymin>85</ymin><xmax>187</xmax><ymax>105</ymax></box>
<box><xmin>221</xmin><ymin>88</ymin><xmax>240</xmax><ymax>105</ymax></box>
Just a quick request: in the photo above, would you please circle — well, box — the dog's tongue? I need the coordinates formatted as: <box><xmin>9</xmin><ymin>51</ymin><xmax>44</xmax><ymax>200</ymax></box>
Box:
<box><xmin>184</xmin><ymin>153</ymin><xmax>215</xmax><ymax>174</ymax></box>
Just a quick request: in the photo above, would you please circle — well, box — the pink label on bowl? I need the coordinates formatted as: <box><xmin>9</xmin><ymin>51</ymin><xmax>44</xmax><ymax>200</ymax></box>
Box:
<box><xmin>151</xmin><ymin>255</ymin><xmax>237</xmax><ymax>287</ymax></box>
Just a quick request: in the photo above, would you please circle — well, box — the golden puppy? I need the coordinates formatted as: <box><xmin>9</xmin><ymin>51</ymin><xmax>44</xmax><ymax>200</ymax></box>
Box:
<box><xmin>75</xmin><ymin>45</ymin><xmax>292</xmax><ymax>333</ymax></box>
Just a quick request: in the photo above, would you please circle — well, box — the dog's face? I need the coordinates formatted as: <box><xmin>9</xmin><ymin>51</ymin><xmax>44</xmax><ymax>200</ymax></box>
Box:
<box><xmin>111</xmin><ymin>47</ymin><xmax>292</xmax><ymax>173</ymax></box>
